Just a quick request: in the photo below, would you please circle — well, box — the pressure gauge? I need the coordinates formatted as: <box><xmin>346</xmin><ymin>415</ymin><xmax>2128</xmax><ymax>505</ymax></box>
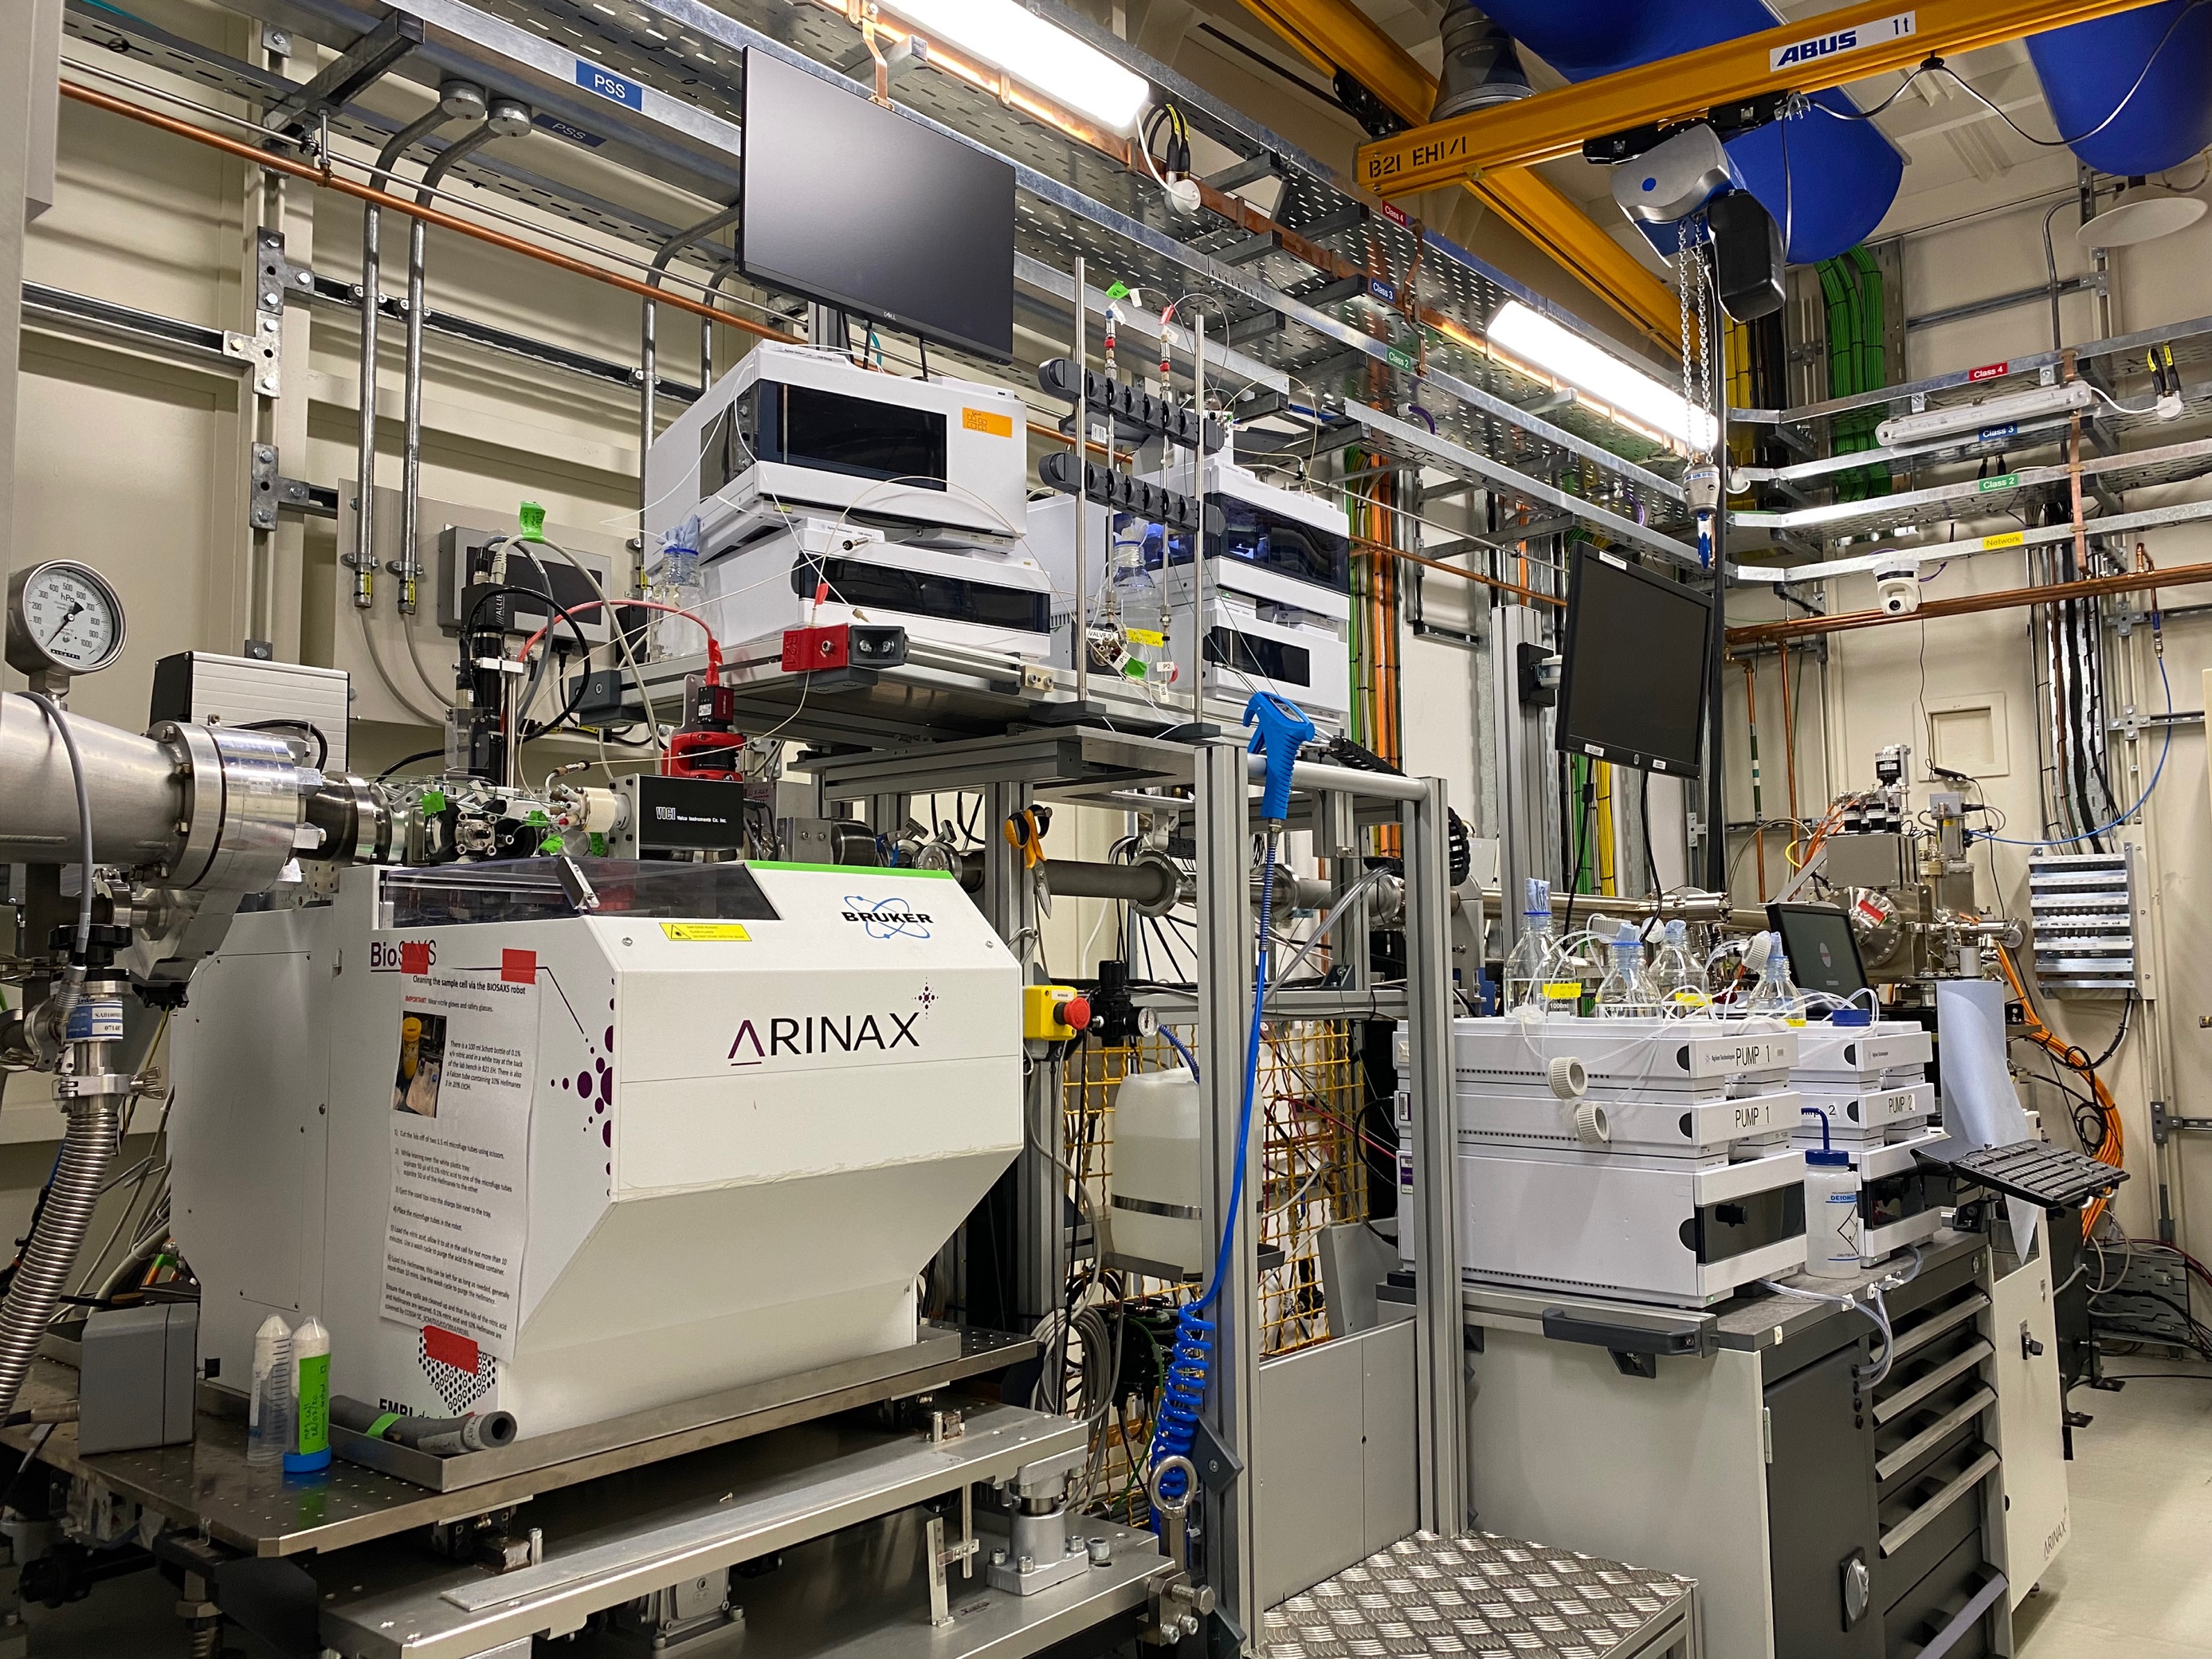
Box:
<box><xmin>6</xmin><ymin>560</ymin><xmax>127</xmax><ymax>679</ymax></box>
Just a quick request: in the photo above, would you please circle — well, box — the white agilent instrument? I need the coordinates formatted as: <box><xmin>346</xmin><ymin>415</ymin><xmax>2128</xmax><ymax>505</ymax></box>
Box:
<box><xmin>1417</xmin><ymin>1017</ymin><xmax>1809</xmax><ymax>1307</ymax></box>
<box><xmin>1790</xmin><ymin>1020</ymin><xmax>1944</xmax><ymax>1265</ymax></box>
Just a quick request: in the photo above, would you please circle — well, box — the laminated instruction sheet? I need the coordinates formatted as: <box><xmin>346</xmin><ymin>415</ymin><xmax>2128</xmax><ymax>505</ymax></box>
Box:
<box><xmin>380</xmin><ymin>957</ymin><xmax>538</xmax><ymax>1360</ymax></box>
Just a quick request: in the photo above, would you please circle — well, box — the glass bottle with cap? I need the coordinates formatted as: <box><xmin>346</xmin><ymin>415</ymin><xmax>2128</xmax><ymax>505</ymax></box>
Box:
<box><xmin>1649</xmin><ymin>919</ymin><xmax>1703</xmax><ymax>1011</ymax></box>
<box><xmin>648</xmin><ymin>513</ymin><xmax>708</xmax><ymax>661</ymax></box>
<box><xmin>1594</xmin><ymin>923</ymin><xmax>1664</xmax><ymax>1018</ymax></box>
<box><xmin>1742</xmin><ymin>931</ymin><xmax>1803</xmax><ymax>1021</ymax></box>
<box><xmin>1504</xmin><ymin>878</ymin><xmax>1567</xmax><ymax>1015</ymax></box>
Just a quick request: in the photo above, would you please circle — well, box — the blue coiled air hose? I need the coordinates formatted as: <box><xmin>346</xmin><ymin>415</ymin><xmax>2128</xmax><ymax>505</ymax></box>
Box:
<box><xmin>1146</xmin><ymin>694</ymin><xmax>1312</xmax><ymax>1517</ymax></box>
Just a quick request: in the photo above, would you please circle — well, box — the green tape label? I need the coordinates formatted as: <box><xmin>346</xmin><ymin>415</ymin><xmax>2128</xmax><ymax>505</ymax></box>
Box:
<box><xmin>366</xmin><ymin>1411</ymin><xmax>403</xmax><ymax>1441</ymax></box>
<box><xmin>296</xmin><ymin>1353</ymin><xmax>330</xmax><ymax>1457</ymax></box>
<box><xmin>1977</xmin><ymin>473</ymin><xmax>2019</xmax><ymax>492</ymax></box>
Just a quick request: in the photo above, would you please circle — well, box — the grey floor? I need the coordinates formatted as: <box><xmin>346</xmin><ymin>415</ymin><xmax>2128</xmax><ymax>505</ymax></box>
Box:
<box><xmin>2015</xmin><ymin>1361</ymin><xmax>2212</xmax><ymax>1657</ymax></box>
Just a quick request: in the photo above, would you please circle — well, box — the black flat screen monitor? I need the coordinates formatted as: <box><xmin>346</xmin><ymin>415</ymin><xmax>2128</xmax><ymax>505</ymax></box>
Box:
<box><xmin>1768</xmin><ymin>902</ymin><xmax>1871</xmax><ymax>1003</ymax></box>
<box><xmin>1555</xmin><ymin>548</ymin><xmax>1712</xmax><ymax>777</ymax></box>
<box><xmin>739</xmin><ymin>49</ymin><xmax>1015</xmax><ymax>362</ymax></box>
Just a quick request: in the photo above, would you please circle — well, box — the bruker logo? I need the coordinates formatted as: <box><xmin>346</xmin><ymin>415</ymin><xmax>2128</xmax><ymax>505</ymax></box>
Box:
<box><xmin>841</xmin><ymin>895</ymin><xmax>932</xmax><ymax>940</ymax></box>
<box><xmin>728</xmin><ymin>1012</ymin><xmax>921</xmax><ymax>1065</ymax></box>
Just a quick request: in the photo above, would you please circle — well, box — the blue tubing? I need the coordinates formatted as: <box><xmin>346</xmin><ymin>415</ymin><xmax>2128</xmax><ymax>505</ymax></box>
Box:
<box><xmin>1145</xmin><ymin>1304</ymin><xmax>1214</xmax><ymax>1504</ymax></box>
<box><xmin>1145</xmin><ymin>833</ymin><xmax>1280</xmax><ymax>1521</ymax></box>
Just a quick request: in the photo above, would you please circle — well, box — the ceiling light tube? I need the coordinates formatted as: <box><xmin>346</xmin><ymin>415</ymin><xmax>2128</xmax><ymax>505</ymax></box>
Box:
<box><xmin>1488</xmin><ymin>300</ymin><xmax>1717</xmax><ymax>451</ymax></box>
<box><xmin>1874</xmin><ymin>380</ymin><xmax>2097</xmax><ymax>449</ymax></box>
<box><xmin>882</xmin><ymin>1</ymin><xmax>1150</xmax><ymax>133</ymax></box>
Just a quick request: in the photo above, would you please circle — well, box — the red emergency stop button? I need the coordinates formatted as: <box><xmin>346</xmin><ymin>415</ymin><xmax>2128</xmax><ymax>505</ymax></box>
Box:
<box><xmin>1061</xmin><ymin>996</ymin><xmax>1092</xmax><ymax>1031</ymax></box>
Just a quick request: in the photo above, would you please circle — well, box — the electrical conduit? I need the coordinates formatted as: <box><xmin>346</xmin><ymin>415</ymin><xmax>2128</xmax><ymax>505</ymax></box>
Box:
<box><xmin>0</xmin><ymin>699</ymin><xmax>115</xmax><ymax>1422</ymax></box>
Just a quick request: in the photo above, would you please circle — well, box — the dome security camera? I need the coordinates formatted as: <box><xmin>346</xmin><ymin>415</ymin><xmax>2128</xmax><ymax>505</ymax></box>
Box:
<box><xmin>1873</xmin><ymin>555</ymin><xmax>1922</xmax><ymax>617</ymax></box>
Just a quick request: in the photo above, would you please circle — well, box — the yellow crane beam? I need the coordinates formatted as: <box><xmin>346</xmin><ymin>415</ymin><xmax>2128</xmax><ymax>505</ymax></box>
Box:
<box><xmin>1354</xmin><ymin>0</ymin><xmax>2168</xmax><ymax>197</ymax></box>
<box><xmin>1234</xmin><ymin>0</ymin><xmax>1679</xmax><ymax>347</ymax></box>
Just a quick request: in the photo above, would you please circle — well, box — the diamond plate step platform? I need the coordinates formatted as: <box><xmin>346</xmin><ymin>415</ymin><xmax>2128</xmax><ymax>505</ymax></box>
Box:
<box><xmin>1262</xmin><ymin>1531</ymin><xmax>1696</xmax><ymax>1659</ymax></box>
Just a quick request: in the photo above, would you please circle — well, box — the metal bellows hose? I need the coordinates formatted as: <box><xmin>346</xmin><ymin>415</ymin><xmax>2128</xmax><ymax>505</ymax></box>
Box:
<box><xmin>0</xmin><ymin>1100</ymin><xmax>120</xmax><ymax>1420</ymax></box>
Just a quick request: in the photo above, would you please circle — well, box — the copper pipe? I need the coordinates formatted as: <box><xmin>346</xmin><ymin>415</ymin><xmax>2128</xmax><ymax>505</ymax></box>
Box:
<box><xmin>60</xmin><ymin>80</ymin><xmax>797</xmax><ymax>345</ymax></box>
<box><xmin>1728</xmin><ymin>560</ymin><xmax>2212</xmax><ymax>649</ymax></box>
<box><xmin>1743</xmin><ymin>656</ymin><xmax>1765</xmax><ymax>899</ymax></box>
<box><xmin>1776</xmin><ymin>637</ymin><xmax>1801</xmax><ymax>843</ymax></box>
<box><xmin>70</xmin><ymin>73</ymin><xmax>1595</xmax><ymax>622</ymax></box>
<box><xmin>1353</xmin><ymin>534</ymin><xmax>1563</xmax><ymax>606</ymax></box>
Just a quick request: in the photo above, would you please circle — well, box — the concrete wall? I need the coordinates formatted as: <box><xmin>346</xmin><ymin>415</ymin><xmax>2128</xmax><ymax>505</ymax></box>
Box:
<box><xmin>1717</xmin><ymin>189</ymin><xmax>2212</xmax><ymax>1249</ymax></box>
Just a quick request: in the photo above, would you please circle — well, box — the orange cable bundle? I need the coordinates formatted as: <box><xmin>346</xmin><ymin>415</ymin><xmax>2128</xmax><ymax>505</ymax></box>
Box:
<box><xmin>1998</xmin><ymin>945</ymin><xmax>2125</xmax><ymax>1237</ymax></box>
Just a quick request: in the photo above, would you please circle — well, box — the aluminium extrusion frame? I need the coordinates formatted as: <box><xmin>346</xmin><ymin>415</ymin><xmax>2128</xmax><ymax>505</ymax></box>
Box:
<box><xmin>207</xmin><ymin>0</ymin><xmax>1693</xmax><ymax>555</ymax></box>
<box><xmin>807</xmin><ymin>728</ymin><xmax>1467</xmax><ymax>1652</ymax></box>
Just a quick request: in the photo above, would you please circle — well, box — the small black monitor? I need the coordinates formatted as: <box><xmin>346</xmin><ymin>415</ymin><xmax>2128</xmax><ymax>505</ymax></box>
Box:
<box><xmin>739</xmin><ymin>49</ymin><xmax>1016</xmax><ymax>361</ymax></box>
<box><xmin>1555</xmin><ymin>548</ymin><xmax>1712</xmax><ymax>777</ymax></box>
<box><xmin>1768</xmin><ymin>902</ymin><xmax>1871</xmax><ymax>1002</ymax></box>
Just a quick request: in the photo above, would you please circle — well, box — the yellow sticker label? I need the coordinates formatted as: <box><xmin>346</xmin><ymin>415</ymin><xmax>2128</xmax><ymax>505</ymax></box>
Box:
<box><xmin>962</xmin><ymin>407</ymin><xmax>1014</xmax><ymax>437</ymax></box>
<box><xmin>1125</xmin><ymin>628</ymin><xmax>1166</xmax><ymax>646</ymax></box>
<box><xmin>659</xmin><ymin>923</ymin><xmax>751</xmax><ymax>942</ymax></box>
<box><xmin>1979</xmin><ymin>531</ymin><xmax>2026</xmax><ymax>551</ymax></box>
<box><xmin>1542</xmin><ymin>982</ymin><xmax>1584</xmax><ymax>1000</ymax></box>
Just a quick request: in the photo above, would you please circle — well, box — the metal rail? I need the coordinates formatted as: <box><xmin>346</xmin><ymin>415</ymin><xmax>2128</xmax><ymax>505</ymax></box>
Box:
<box><xmin>1734</xmin><ymin>498</ymin><xmax>2212</xmax><ymax>586</ymax></box>
<box><xmin>1736</xmin><ymin>310</ymin><xmax>2212</xmax><ymax>427</ymax></box>
<box><xmin>55</xmin><ymin>80</ymin><xmax>792</xmax><ymax>340</ymax></box>
<box><xmin>237</xmin><ymin>0</ymin><xmax>1692</xmax><ymax>529</ymax></box>
<box><xmin>1726</xmin><ymin>558</ymin><xmax>2212</xmax><ymax>650</ymax></box>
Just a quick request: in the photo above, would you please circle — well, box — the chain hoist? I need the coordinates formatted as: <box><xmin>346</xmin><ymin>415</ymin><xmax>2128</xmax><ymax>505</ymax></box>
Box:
<box><xmin>1676</xmin><ymin>218</ymin><xmax>1722</xmax><ymax>569</ymax></box>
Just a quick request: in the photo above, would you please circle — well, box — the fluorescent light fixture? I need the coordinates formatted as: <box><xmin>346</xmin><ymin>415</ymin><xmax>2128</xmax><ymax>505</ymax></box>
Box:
<box><xmin>1873</xmin><ymin>380</ymin><xmax>2096</xmax><ymax>449</ymax></box>
<box><xmin>884</xmin><ymin>1</ymin><xmax>1149</xmax><ymax>133</ymax></box>
<box><xmin>2079</xmin><ymin>182</ymin><xmax>2208</xmax><ymax>249</ymax></box>
<box><xmin>1488</xmin><ymin>300</ymin><xmax>1717</xmax><ymax>450</ymax></box>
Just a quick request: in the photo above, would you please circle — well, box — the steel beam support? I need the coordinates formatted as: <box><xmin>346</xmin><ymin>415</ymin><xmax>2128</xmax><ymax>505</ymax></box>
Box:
<box><xmin>263</xmin><ymin>10</ymin><xmax>422</xmax><ymax>136</ymax></box>
<box><xmin>980</xmin><ymin>778</ymin><xmax>1058</xmax><ymax>1329</ymax></box>
<box><xmin>1491</xmin><ymin>602</ymin><xmax>1559</xmax><ymax>948</ymax></box>
<box><xmin>1401</xmin><ymin>775</ymin><xmax>1466</xmax><ymax>1535</ymax></box>
<box><xmin>1355</xmin><ymin>0</ymin><xmax>2170</xmax><ymax>194</ymax></box>
<box><xmin>1704</xmin><ymin>316</ymin><xmax>1729</xmax><ymax>893</ymax></box>
<box><xmin>1236</xmin><ymin>0</ymin><xmax>1677</xmax><ymax>344</ymax></box>
<box><xmin>1320</xmin><ymin>788</ymin><xmax>1371</xmax><ymax>994</ymax></box>
<box><xmin>1194</xmin><ymin>738</ymin><xmax>1257</xmax><ymax>1650</ymax></box>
